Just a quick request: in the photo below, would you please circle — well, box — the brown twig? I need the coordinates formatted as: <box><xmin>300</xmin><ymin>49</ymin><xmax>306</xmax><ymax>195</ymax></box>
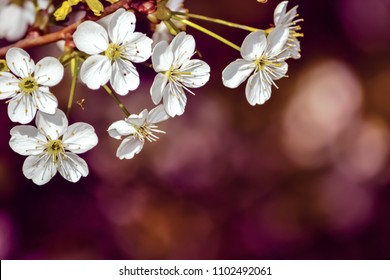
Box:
<box><xmin>0</xmin><ymin>0</ymin><xmax>147</xmax><ymax>58</ymax></box>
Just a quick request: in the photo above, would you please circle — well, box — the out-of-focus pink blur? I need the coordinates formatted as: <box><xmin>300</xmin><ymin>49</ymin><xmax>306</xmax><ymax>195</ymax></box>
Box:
<box><xmin>1</xmin><ymin>0</ymin><xmax>390</xmax><ymax>259</ymax></box>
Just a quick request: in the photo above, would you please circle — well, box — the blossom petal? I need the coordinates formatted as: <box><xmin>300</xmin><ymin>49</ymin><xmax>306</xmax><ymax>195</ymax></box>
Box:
<box><xmin>80</xmin><ymin>55</ymin><xmax>111</xmax><ymax>90</ymax></box>
<box><xmin>34</xmin><ymin>87</ymin><xmax>58</xmax><ymax>115</ymax></box>
<box><xmin>147</xmin><ymin>104</ymin><xmax>170</xmax><ymax>124</ymax></box>
<box><xmin>36</xmin><ymin>109</ymin><xmax>68</xmax><ymax>140</ymax></box>
<box><xmin>266</xmin><ymin>26</ymin><xmax>289</xmax><ymax>57</ymax></box>
<box><xmin>267</xmin><ymin>61</ymin><xmax>288</xmax><ymax>80</ymax></box>
<box><xmin>0</xmin><ymin>72</ymin><xmax>19</xmax><ymax>99</ymax></box>
<box><xmin>58</xmin><ymin>152</ymin><xmax>89</xmax><ymax>183</ymax></box>
<box><xmin>273</xmin><ymin>1</ymin><xmax>288</xmax><ymax>25</ymax></box>
<box><xmin>150</xmin><ymin>73</ymin><xmax>168</xmax><ymax>105</ymax></box>
<box><xmin>110</xmin><ymin>59</ymin><xmax>139</xmax><ymax>95</ymax></box>
<box><xmin>170</xmin><ymin>32</ymin><xmax>195</xmax><ymax>66</ymax></box>
<box><xmin>23</xmin><ymin>154</ymin><xmax>57</xmax><ymax>185</ymax></box>
<box><xmin>63</xmin><ymin>123</ymin><xmax>98</xmax><ymax>154</ymax></box>
<box><xmin>124</xmin><ymin>32</ymin><xmax>153</xmax><ymax>63</ymax></box>
<box><xmin>222</xmin><ymin>59</ymin><xmax>255</xmax><ymax>88</ymax></box>
<box><xmin>108</xmin><ymin>9</ymin><xmax>136</xmax><ymax>43</ymax></box>
<box><xmin>6</xmin><ymin>48</ymin><xmax>35</xmax><ymax>78</ymax></box>
<box><xmin>34</xmin><ymin>57</ymin><xmax>64</xmax><ymax>86</ymax></box>
<box><xmin>116</xmin><ymin>136</ymin><xmax>144</xmax><ymax>160</ymax></box>
<box><xmin>240</xmin><ymin>30</ymin><xmax>267</xmax><ymax>61</ymax></box>
<box><xmin>180</xmin><ymin>59</ymin><xmax>210</xmax><ymax>88</ymax></box>
<box><xmin>126</xmin><ymin>110</ymin><xmax>147</xmax><ymax>127</ymax></box>
<box><xmin>73</xmin><ymin>21</ymin><xmax>109</xmax><ymax>55</ymax></box>
<box><xmin>152</xmin><ymin>40</ymin><xmax>173</xmax><ymax>72</ymax></box>
<box><xmin>152</xmin><ymin>23</ymin><xmax>172</xmax><ymax>46</ymax></box>
<box><xmin>7</xmin><ymin>94</ymin><xmax>36</xmax><ymax>124</ymax></box>
<box><xmin>107</xmin><ymin>120</ymin><xmax>136</xmax><ymax>139</ymax></box>
<box><xmin>275</xmin><ymin>1</ymin><xmax>298</xmax><ymax>25</ymax></box>
<box><xmin>0</xmin><ymin>6</ymin><xmax>30</xmax><ymax>41</ymax></box>
<box><xmin>245</xmin><ymin>72</ymin><xmax>272</xmax><ymax>106</ymax></box>
<box><xmin>163</xmin><ymin>84</ymin><xmax>187</xmax><ymax>117</ymax></box>
<box><xmin>9</xmin><ymin>125</ymin><xmax>46</xmax><ymax>156</ymax></box>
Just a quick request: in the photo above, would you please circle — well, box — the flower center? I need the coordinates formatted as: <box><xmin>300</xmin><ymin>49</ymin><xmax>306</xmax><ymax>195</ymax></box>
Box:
<box><xmin>255</xmin><ymin>58</ymin><xmax>282</xmax><ymax>72</ymax></box>
<box><xmin>133</xmin><ymin>123</ymin><xmax>164</xmax><ymax>142</ymax></box>
<box><xmin>18</xmin><ymin>77</ymin><xmax>38</xmax><ymax>95</ymax></box>
<box><xmin>45</xmin><ymin>139</ymin><xmax>64</xmax><ymax>164</ymax></box>
<box><xmin>105</xmin><ymin>43</ymin><xmax>122</xmax><ymax>60</ymax></box>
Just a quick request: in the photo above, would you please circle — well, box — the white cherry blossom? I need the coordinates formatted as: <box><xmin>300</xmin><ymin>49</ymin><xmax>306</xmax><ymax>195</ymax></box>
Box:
<box><xmin>9</xmin><ymin>109</ymin><xmax>98</xmax><ymax>185</ymax></box>
<box><xmin>73</xmin><ymin>8</ymin><xmax>153</xmax><ymax>95</ymax></box>
<box><xmin>274</xmin><ymin>1</ymin><xmax>303</xmax><ymax>59</ymax></box>
<box><xmin>107</xmin><ymin>105</ymin><xmax>169</xmax><ymax>159</ymax></box>
<box><xmin>152</xmin><ymin>0</ymin><xmax>186</xmax><ymax>45</ymax></box>
<box><xmin>150</xmin><ymin>32</ymin><xmax>210</xmax><ymax>117</ymax></box>
<box><xmin>222</xmin><ymin>26</ymin><xmax>289</xmax><ymax>106</ymax></box>
<box><xmin>0</xmin><ymin>0</ymin><xmax>50</xmax><ymax>41</ymax></box>
<box><xmin>0</xmin><ymin>47</ymin><xmax>63</xmax><ymax>124</ymax></box>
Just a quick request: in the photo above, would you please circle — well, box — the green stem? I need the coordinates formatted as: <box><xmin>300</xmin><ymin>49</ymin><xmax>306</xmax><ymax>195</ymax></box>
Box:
<box><xmin>174</xmin><ymin>12</ymin><xmax>259</xmax><ymax>33</ymax></box>
<box><xmin>173</xmin><ymin>16</ymin><xmax>240</xmax><ymax>51</ymax></box>
<box><xmin>66</xmin><ymin>58</ymin><xmax>78</xmax><ymax>116</ymax></box>
<box><xmin>103</xmin><ymin>84</ymin><xmax>130</xmax><ymax>117</ymax></box>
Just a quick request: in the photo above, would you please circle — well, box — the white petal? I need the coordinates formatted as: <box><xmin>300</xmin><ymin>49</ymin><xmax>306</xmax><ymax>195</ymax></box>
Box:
<box><xmin>9</xmin><ymin>125</ymin><xmax>46</xmax><ymax>156</ymax></box>
<box><xmin>180</xmin><ymin>59</ymin><xmax>210</xmax><ymax>88</ymax></box>
<box><xmin>23</xmin><ymin>154</ymin><xmax>57</xmax><ymax>185</ymax></box>
<box><xmin>34</xmin><ymin>87</ymin><xmax>58</xmax><ymax>114</ymax></box>
<box><xmin>152</xmin><ymin>40</ymin><xmax>173</xmax><ymax>72</ymax></box>
<box><xmin>267</xmin><ymin>61</ymin><xmax>288</xmax><ymax>80</ymax></box>
<box><xmin>107</xmin><ymin>120</ymin><xmax>136</xmax><ymax>139</ymax></box>
<box><xmin>116</xmin><ymin>136</ymin><xmax>144</xmax><ymax>160</ymax></box>
<box><xmin>152</xmin><ymin>23</ymin><xmax>172</xmax><ymax>46</ymax></box>
<box><xmin>0</xmin><ymin>72</ymin><xmax>19</xmax><ymax>99</ymax></box>
<box><xmin>123</xmin><ymin>32</ymin><xmax>153</xmax><ymax>63</ymax></box>
<box><xmin>240</xmin><ymin>31</ymin><xmax>267</xmax><ymax>61</ymax></box>
<box><xmin>7</xmin><ymin>94</ymin><xmax>36</xmax><ymax>124</ymax></box>
<box><xmin>58</xmin><ymin>152</ymin><xmax>89</xmax><ymax>183</ymax></box>
<box><xmin>150</xmin><ymin>73</ymin><xmax>168</xmax><ymax>105</ymax></box>
<box><xmin>110</xmin><ymin>59</ymin><xmax>139</xmax><ymax>95</ymax></box>
<box><xmin>163</xmin><ymin>84</ymin><xmax>187</xmax><ymax>117</ymax></box>
<box><xmin>126</xmin><ymin>110</ymin><xmax>148</xmax><ymax>127</ymax></box>
<box><xmin>167</xmin><ymin>0</ymin><xmax>184</xmax><ymax>10</ymax></box>
<box><xmin>37</xmin><ymin>0</ymin><xmax>50</xmax><ymax>9</ymax></box>
<box><xmin>266</xmin><ymin>26</ymin><xmax>289</xmax><ymax>57</ymax></box>
<box><xmin>0</xmin><ymin>6</ymin><xmax>29</xmax><ymax>41</ymax></box>
<box><xmin>6</xmin><ymin>48</ymin><xmax>35</xmax><ymax>78</ymax></box>
<box><xmin>245</xmin><ymin>72</ymin><xmax>272</xmax><ymax>106</ymax></box>
<box><xmin>73</xmin><ymin>21</ymin><xmax>109</xmax><ymax>55</ymax></box>
<box><xmin>108</xmin><ymin>9</ymin><xmax>136</xmax><ymax>43</ymax></box>
<box><xmin>62</xmin><ymin>123</ymin><xmax>98</xmax><ymax>154</ymax></box>
<box><xmin>274</xmin><ymin>1</ymin><xmax>288</xmax><ymax>25</ymax></box>
<box><xmin>34</xmin><ymin>57</ymin><xmax>64</xmax><ymax>86</ymax></box>
<box><xmin>80</xmin><ymin>55</ymin><xmax>111</xmax><ymax>90</ymax></box>
<box><xmin>147</xmin><ymin>104</ymin><xmax>170</xmax><ymax>124</ymax></box>
<box><xmin>97</xmin><ymin>11</ymin><xmax>115</xmax><ymax>30</ymax></box>
<box><xmin>222</xmin><ymin>59</ymin><xmax>255</xmax><ymax>89</ymax></box>
<box><xmin>36</xmin><ymin>109</ymin><xmax>68</xmax><ymax>140</ymax></box>
<box><xmin>170</xmin><ymin>32</ymin><xmax>195</xmax><ymax>66</ymax></box>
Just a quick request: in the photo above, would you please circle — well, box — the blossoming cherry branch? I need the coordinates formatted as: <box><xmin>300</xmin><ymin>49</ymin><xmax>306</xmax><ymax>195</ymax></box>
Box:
<box><xmin>0</xmin><ymin>0</ymin><xmax>303</xmax><ymax>185</ymax></box>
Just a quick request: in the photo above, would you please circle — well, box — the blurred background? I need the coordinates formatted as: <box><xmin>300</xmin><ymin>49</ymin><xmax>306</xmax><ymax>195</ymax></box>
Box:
<box><xmin>1</xmin><ymin>0</ymin><xmax>390</xmax><ymax>259</ymax></box>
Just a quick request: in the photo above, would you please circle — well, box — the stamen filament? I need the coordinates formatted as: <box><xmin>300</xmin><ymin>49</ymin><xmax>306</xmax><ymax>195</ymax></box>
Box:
<box><xmin>174</xmin><ymin>12</ymin><xmax>259</xmax><ymax>33</ymax></box>
<box><xmin>172</xmin><ymin>16</ymin><xmax>241</xmax><ymax>52</ymax></box>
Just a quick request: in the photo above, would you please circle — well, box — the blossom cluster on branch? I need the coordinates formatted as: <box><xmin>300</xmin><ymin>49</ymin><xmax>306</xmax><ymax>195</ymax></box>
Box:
<box><xmin>0</xmin><ymin>0</ymin><xmax>303</xmax><ymax>185</ymax></box>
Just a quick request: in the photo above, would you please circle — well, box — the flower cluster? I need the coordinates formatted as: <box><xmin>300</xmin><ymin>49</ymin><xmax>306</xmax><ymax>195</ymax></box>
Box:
<box><xmin>0</xmin><ymin>0</ymin><xmax>302</xmax><ymax>185</ymax></box>
<box><xmin>222</xmin><ymin>1</ymin><xmax>302</xmax><ymax>105</ymax></box>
